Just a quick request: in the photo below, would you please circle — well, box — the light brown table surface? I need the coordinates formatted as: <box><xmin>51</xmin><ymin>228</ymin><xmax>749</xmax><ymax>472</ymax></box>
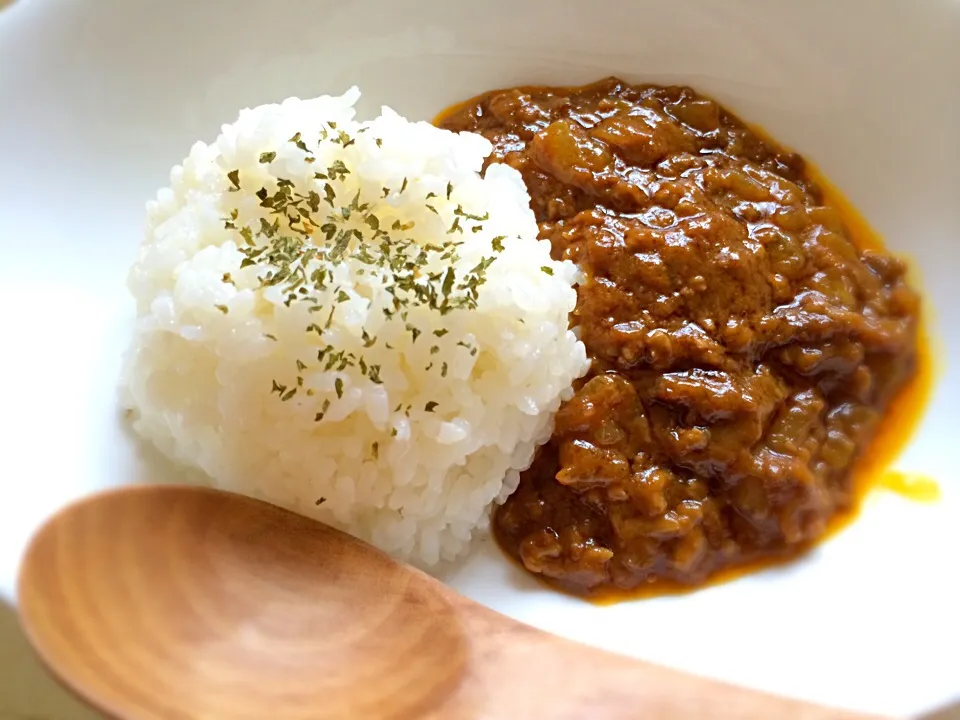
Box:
<box><xmin>0</xmin><ymin>602</ymin><xmax>102</xmax><ymax>720</ymax></box>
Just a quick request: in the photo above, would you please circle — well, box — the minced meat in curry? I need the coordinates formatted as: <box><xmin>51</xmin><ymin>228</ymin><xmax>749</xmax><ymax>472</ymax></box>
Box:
<box><xmin>437</xmin><ymin>78</ymin><xmax>921</xmax><ymax>596</ymax></box>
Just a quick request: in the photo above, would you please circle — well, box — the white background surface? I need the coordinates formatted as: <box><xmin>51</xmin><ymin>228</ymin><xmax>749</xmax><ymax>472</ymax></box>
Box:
<box><xmin>0</xmin><ymin>0</ymin><xmax>957</xmax><ymax>717</ymax></box>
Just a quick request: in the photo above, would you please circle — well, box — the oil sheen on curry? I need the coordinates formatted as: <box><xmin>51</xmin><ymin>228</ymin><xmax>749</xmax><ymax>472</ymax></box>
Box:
<box><xmin>437</xmin><ymin>78</ymin><xmax>923</xmax><ymax>597</ymax></box>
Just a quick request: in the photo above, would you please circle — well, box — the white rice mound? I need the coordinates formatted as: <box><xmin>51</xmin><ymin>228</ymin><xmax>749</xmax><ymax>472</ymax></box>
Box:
<box><xmin>123</xmin><ymin>87</ymin><xmax>588</xmax><ymax>566</ymax></box>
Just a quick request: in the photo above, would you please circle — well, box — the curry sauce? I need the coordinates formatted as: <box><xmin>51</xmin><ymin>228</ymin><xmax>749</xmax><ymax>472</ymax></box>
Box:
<box><xmin>437</xmin><ymin>78</ymin><xmax>933</xmax><ymax>599</ymax></box>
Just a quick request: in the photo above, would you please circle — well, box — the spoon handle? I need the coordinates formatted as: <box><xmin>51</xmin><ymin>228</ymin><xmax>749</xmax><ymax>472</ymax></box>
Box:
<box><xmin>437</xmin><ymin>594</ymin><xmax>884</xmax><ymax>720</ymax></box>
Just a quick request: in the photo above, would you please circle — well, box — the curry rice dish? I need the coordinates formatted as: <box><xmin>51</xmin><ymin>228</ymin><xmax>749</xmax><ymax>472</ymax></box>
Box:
<box><xmin>125</xmin><ymin>77</ymin><xmax>921</xmax><ymax>598</ymax></box>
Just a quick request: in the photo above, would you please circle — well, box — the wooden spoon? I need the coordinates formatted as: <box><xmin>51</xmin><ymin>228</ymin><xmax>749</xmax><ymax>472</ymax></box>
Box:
<box><xmin>17</xmin><ymin>485</ymin><xmax>885</xmax><ymax>720</ymax></box>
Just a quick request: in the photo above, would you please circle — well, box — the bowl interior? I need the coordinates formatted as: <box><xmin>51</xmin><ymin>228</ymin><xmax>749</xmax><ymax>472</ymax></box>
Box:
<box><xmin>0</xmin><ymin>0</ymin><xmax>957</xmax><ymax>715</ymax></box>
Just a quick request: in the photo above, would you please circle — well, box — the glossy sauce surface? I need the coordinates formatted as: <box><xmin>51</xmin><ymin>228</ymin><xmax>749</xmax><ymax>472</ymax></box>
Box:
<box><xmin>437</xmin><ymin>78</ymin><xmax>929</xmax><ymax>599</ymax></box>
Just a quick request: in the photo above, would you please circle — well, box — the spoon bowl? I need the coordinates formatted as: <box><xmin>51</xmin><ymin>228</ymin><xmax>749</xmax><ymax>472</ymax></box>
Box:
<box><xmin>18</xmin><ymin>485</ymin><xmax>884</xmax><ymax>719</ymax></box>
<box><xmin>19</xmin><ymin>486</ymin><xmax>466</xmax><ymax>719</ymax></box>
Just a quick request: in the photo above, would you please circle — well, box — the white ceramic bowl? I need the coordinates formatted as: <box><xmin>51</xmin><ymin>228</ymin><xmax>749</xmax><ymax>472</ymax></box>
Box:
<box><xmin>1</xmin><ymin>0</ymin><xmax>957</xmax><ymax>716</ymax></box>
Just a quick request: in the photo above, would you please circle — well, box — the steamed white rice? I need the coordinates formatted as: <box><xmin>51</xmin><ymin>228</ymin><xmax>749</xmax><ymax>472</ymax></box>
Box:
<box><xmin>123</xmin><ymin>87</ymin><xmax>587</xmax><ymax>566</ymax></box>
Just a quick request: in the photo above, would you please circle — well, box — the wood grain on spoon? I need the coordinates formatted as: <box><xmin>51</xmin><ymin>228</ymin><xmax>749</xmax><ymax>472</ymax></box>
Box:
<box><xmin>18</xmin><ymin>486</ymin><xmax>883</xmax><ymax>720</ymax></box>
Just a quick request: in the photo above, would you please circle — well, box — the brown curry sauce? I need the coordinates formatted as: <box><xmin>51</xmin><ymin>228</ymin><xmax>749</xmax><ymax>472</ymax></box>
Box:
<box><xmin>435</xmin><ymin>78</ymin><xmax>934</xmax><ymax>601</ymax></box>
